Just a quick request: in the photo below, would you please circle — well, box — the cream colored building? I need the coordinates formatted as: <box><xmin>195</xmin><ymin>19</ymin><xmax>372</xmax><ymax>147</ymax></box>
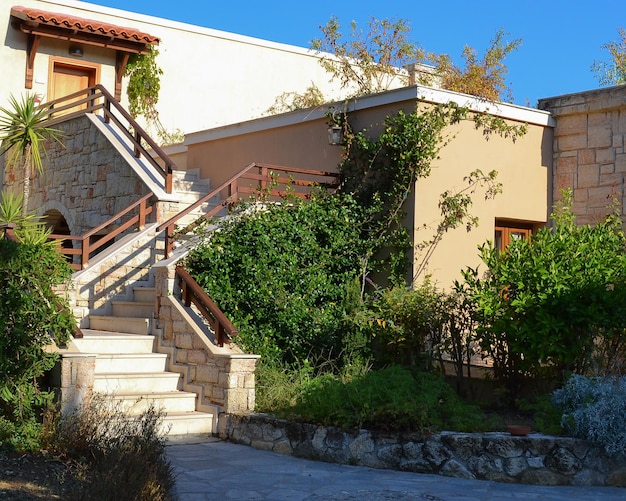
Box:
<box><xmin>1</xmin><ymin>0</ymin><xmax>555</xmax><ymax>287</ymax></box>
<box><xmin>180</xmin><ymin>85</ymin><xmax>554</xmax><ymax>287</ymax></box>
<box><xmin>1</xmin><ymin>0</ymin><xmax>362</xmax><ymax>135</ymax></box>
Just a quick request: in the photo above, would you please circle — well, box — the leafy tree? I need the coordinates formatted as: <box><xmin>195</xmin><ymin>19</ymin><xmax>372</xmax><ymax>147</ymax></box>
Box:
<box><xmin>427</xmin><ymin>28</ymin><xmax>522</xmax><ymax>102</ymax></box>
<box><xmin>311</xmin><ymin>16</ymin><xmax>423</xmax><ymax>96</ymax></box>
<box><xmin>592</xmin><ymin>27</ymin><xmax>626</xmax><ymax>86</ymax></box>
<box><xmin>0</xmin><ymin>93</ymin><xmax>61</xmax><ymax>210</ymax></box>
<box><xmin>465</xmin><ymin>190</ymin><xmax>626</xmax><ymax>398</ymax></box>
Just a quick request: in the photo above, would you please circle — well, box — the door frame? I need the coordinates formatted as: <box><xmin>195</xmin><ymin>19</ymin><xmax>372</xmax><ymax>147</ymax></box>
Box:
<box><xmin>47</xmin><ymin>56</ymin><xmax>101</xmax><ymax>102</ymax></box>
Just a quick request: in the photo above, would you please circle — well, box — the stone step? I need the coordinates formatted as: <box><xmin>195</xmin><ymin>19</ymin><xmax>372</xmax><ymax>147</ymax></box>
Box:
<box><xmin>111</xmin><ymin>300</ymin><xmax>154</xmax><ymax>318</ymax></box>
<box><xmin>95</xmin><ymin>353</ymin><xmax>168</xmax><ymax>373</ymax></box>
<box><xmin>74</xmin><ymin>330</ymin><xmax>155</xmax><ymax>354</ymax></box>
<box><xmin>107</xmin><ymin>391</ymin><xmax>198</xmax><ymax>414</ymax></box>
<box><xmin>89</xmin><ymin>315</ymin><xmax>151</xmax><ymax>335</ymax></box>
<box><xmin>94</xmin><ymin>372</ymin><xmax>181</xmax><ymax>393</ymax></box>
<box><xmin>162</xmin><ymin>411</ymin><xmax>214</xmax><ymax>436</ymax></box>
<box><xmin>132</xmin><ymin>286</ymin><xmax>156</xmax><ymax>303</ymax></box>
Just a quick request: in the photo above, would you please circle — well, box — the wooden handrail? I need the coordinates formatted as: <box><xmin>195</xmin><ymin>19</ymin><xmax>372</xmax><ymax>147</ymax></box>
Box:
<box><xmin>40</xmin><ymin>84</ymin><xmax>173</xmax><ymax>193</ymax></box>
<box><xmin>175</xmin><ymin>265</ymin><xmax>238</xmax><ymax>347</ymax></box>
<box><xmin>158</xmin><ymin>162</ymin><xmax>340</xmax><ymax>257</ymax></box>
<box><xmin>49</xmin><ymin>192</ymin><xmax>156</xmax><ymax>270</ymax></box>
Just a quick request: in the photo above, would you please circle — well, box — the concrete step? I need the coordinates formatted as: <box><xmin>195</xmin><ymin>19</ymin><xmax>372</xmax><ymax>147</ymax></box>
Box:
<box><xmin>111</xmin><ymin>300</ymin><xmax>154</xmax><ymax>318</ymax></box>
<box><xmin>74</xmin><ymin>330</ymin><xmax>155</xmax><ymax>354</ymax></box>
<box><xmin>95</xmin><ymin>353</ymin><xmax>168</xmax><ymax>373</ymax></box>
<box><xmin>94</xmin><ymin>372</ymin><xmax>181</xmax><ymax>393</ymax></box>
<box><xmin>162</xmin><ymin>411</ymin><xmax>214</xmax><ymax>436</ymax></box>
<box><xmin>108</xmin><ymin>391</ymin><xmax>198</xmax><ymax>414</ymax></box>
<box><xmin>90</xmin><ymin>315</ymin><xmax>151</xmax><ymax>335</ymax></box>
<box><xmin>133</xmin><ymin>286</ymin><xmax>156</xmax><ymax>303</ymax></box>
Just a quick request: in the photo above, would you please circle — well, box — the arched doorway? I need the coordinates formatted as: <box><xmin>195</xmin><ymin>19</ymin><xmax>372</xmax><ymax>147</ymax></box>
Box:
<box><xmin>42</xmin><ymin>209</ymin><xmax>72</xmax><ymax>250</ymax></box>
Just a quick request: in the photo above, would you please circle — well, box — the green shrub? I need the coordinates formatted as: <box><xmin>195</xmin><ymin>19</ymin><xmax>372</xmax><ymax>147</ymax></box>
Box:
<box><xmin>552</xmin><ymin>375</ymin><xmax>626</xmax><ymax>457</ymax></box>
<box><xmin>464</xmin><ymin>191</ymin><xmax>626</xmax><ymax>397</ymax></box>
<box><xmin>185</xmin><ymin>192</ymin><xmax>371</xmax><ymax>366</ymax></box>
<box><xmin>279</xmin><ymin>365</ymin><xmax>489</xmax><ymax>433</ymax></box>
<box><xmin>0</xmin><ymin>237</ymin><xmax>74</xmax><ymax>431</ymax></box>
<box><xmin>363</xmin><ymin>281</ymin><xmax>447</xmax><ymax>369</ymax></box>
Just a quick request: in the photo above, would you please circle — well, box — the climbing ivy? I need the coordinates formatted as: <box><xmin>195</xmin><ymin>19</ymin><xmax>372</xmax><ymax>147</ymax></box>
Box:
<box><xmin>124</xmin><ymin>46</ymin><xmax>162</xmax><ymax>120</ymax></box>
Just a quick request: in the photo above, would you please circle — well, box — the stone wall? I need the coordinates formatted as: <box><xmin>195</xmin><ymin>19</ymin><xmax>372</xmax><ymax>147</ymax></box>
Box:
<box><xmin>153</xmin><ymin>261</ymin><xmax>259</xmax><ymax>414</ymax></box>
<box><xmin>2</xmin><ymin>115</ymin><xmax>154</xmax><ymax>235</ymax></box>
<box><xmin>539</xmin><ymin>86</ymin><xmax>626</xmax><ymax>225</ymax></box>
<box><xmin>218</xmin><ymin>413</ymin><xmax>626</xmax><ymax>488</ymax></box>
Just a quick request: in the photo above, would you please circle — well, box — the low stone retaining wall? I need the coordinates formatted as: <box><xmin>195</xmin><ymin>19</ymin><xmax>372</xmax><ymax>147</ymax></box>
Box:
<box><xmin>218</xmin><ymin>413</ymin><xmax>626</xmax><ymax>487</ymax></box>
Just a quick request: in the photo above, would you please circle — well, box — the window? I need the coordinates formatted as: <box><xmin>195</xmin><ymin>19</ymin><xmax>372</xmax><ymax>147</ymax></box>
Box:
<box><xmin>494</xmin><ymin>221</ymin><xmax>536</xmax><ymax>252</ymax></box>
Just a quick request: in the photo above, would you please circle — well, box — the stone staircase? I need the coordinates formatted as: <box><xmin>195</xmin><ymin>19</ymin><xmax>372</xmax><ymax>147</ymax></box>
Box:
<box><xmin>67</xmin><ymin>166</ymin><xmax>221</xmax><ymax>437</ymax></box>
<box><xmin>73</xmin><ymin>280</ymin><xmax>215</xmax><ymax>437</ymax></box>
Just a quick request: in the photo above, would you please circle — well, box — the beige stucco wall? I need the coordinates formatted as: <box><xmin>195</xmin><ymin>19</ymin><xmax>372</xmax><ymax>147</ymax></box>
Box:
<box><xmin>0</xmin><ymin>0</ymin><xmax>381</xmax><ymax>138</ymax></box>
<box><xmin>183</xmin><ymin>86</ymin><xmax>554</xmax><ymax>287</ymax></box>
<box><xmin>413</xmin><ymin>119</ymin><xmax>551</xmax><ymax>287</ymax></box>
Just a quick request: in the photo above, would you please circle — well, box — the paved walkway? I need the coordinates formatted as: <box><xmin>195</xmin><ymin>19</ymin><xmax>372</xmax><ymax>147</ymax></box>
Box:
<box><xmin>166</xmin><ymin>438</ymin><xmax>625</xmax><ymax>501</ymax></box>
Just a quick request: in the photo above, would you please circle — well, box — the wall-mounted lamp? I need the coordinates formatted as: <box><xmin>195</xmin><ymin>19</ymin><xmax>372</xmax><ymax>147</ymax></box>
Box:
<box><xmin>327</xmin><ymin>125</ymin><xmax>343</xmax><ymax>146</ymax></box>
<box><xmin>68</xmin><ymin>46</ymin><xmax>84</xmax><ymax>57</ymax></box>
<box><xmin>327</xmin><ymin>109</ymin><xmax>345</xmax><ymax>145</ymax></box>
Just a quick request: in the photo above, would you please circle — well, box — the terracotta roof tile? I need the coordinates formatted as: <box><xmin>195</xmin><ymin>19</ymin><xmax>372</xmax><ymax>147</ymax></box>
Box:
<box><xmin>10</xmin><ymin>6</ymin><xmax>160</xmax><ymax>45</ymax></box>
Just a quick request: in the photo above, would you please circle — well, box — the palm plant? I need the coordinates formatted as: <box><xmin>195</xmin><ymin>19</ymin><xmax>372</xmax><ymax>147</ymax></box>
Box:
<box><xmin>0</xmin><ymin>93</ymin><xmax>61</xmax><ymax>210</ymax></box>
<box><xmin>0</xmin><ymin>190</ymin><xmax>52</xmax><ymax>245</ymax></box>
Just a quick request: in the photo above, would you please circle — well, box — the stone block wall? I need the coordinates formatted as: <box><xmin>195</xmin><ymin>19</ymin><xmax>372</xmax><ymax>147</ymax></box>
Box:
<box><xmin>153</xmin><ymin>262</ymin><xmax>258</xmax><ymax>414</ymax></box>
<box><xmin>539</xmin><ymin>86</ymin><xmax>626</xmax><ymax>225</ymax></box>
<box><xmin>219</xmin><ymin>413</ymin><xmax>626</xmax><ymax>487</ymax></box>
<box><xmin>2</xmin><ymin>115</ymin><xmax>154</xmax><ymax>235</ymax></box>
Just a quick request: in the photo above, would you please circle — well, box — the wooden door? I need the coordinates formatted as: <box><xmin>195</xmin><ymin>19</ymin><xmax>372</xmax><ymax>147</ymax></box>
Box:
<box><xmin>48</xmin><ymin>60</ymin><xmax>98</xmax><ymax>114</ymax></box>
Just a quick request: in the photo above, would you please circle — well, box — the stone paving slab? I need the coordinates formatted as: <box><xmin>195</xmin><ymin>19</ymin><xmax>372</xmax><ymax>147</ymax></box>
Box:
<box><xmin>166</xmin><ymin>438</ymin><xmax>626</xmax><ymax>501</ymax></box>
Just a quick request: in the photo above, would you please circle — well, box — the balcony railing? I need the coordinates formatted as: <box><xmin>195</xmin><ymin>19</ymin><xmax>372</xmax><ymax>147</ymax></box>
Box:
<box><xmin>41</xmin><ymin>84</ymin><xmax>173</xmax><ymax>193</ymax></box>
<box><xmin>158</xmin><ymin>162</ymin><xmax>340</xmax><ymax>257</ymax></box>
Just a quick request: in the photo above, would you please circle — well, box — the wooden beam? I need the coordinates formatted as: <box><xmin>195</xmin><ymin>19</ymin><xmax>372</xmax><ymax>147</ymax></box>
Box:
<box><xmin>115</xmin><ymin>51</ymin><xmax>130</xmax><ymax>101</ymax></box>
<box><xmin>25</xmin><ymin>34</ymin><xmax>40</xmax><ymax>89</ymax></box>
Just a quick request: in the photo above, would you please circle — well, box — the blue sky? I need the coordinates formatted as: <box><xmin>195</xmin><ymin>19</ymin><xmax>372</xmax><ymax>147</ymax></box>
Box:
<box><xmin>90</xmin><ymin>0</ymin><xmax>624</xmax><ymax>107</ymax></box>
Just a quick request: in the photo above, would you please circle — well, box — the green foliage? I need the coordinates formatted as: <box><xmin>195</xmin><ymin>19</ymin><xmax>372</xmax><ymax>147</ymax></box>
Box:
<box><xmin>428</xmin><ymin>28</ymin><xmax>522</xmax><ymax>102</ymax></box>
<box><xmin>0</xmin><ymin>93</ymin><xmax>62</xmax><ymax>208</ymax></box>
<box><xmin>43</xmin><ymin>397</ymin><xmax>176</xmax><ymax>500</ymax></box>
<box><xmin>311</xmin><ymin>16</ymin><xmax>423</xmax><ymax>96</ymax></box>
<box><xmin>0</xmin><ymin>237</ymin><xmax>74</xmax><ymax>424</ymax></box>
<box><xmin>592</xmin><ymin>27</ymin><xmax>626</xmax><ymax>86</ymax></box>
<box><xmin>185</xmin><ymin>192</ymin><xmax>372</xmax><ymax>366</ymax></box>
<box><xmin>0</xmin><ymin>415</ymin><xmax>45</xmax><ymax>452</ymax></box>
<box><xmin>363</xmin><ymin>281</ymin><xmax>447</xmax><ymax>370</ymax></box>
<box><xmin>124</xmin><ymin>47</ymin><xmax>163</xmax><ymax>120</ymax></box>
<box><xmin>464</xmin><ymin>190</ymin><xmax>626</xmax><ymax>397</ymax></box>
<box><xmin>553</xmin><ymin>375</ymin><xmax>626</xmax><ymax>457</ymax></box>
<box><xmin>282</xmin><ymin>365</ymin><xmax>489</xmax><ymax>433</ymax></box>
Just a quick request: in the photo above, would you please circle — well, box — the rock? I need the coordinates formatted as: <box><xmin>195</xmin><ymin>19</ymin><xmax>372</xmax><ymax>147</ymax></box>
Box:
<box><xmin>606</xmin><ymin>466</ymin><xmax>626</xmax><ymax>487</ymax></box>
<box><xmin>440</xmin><ymin>459</ymin><xmax>475</xmax><ymax>479</ymax></box>
<box><xmin>545</xmin><ymin>447</ymin><xmax>582</xmax><ymax>475</ymax></box>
